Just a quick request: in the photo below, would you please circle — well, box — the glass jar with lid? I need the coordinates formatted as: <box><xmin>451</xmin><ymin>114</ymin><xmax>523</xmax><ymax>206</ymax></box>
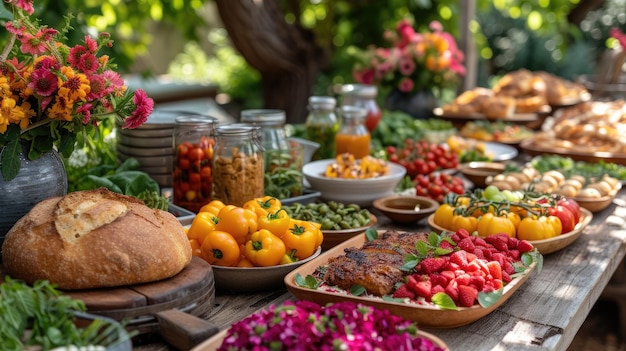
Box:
<box><xmin>335</xmin><ymin>105</ymin><xmax>371</xmax><ymax>159</ymax></box>
<box><xmin>340</xmin><ymin>84</ymin><xmax>382</xmax><ymax>133</ymax></box>
<box><xmin>305</xmin><ymin>96</ymin><xmax>339</xmax><ymax>160</ymax></box>
<box><xmin>172</xmin><ymin>114</ymin><xmax>218</xmax><ymax>213</ymax></box>
<box><xmin>241</xmin><ymin>109</ymin><xmax>304</xmax><ymax>199</ymax></box>
<box><xmin>212</xmin><ymin>124</ymin><xmax>265</xmax><ymax>207</ymax></box>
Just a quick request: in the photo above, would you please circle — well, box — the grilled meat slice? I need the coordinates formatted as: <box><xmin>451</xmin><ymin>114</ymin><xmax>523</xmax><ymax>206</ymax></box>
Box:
<box><xmin>314</xmin><ymin>231</ymin><xmax>431</xmax><ymax>296</ymax></box>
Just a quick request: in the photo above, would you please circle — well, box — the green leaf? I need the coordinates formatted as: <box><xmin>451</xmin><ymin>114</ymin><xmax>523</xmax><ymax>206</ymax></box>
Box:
<box><xmin>416</xmin><ymin>240</ymin><xmax>428</xmax><ymax>257</ymax></box>
<box><xmin>124</xmin><ymin>173</ymin><xmax>159</xmax><ymax>197</ymax></box>
<box><xmin>401</xmin><ymin>253</ymin><xmax>419</xmax><ymax>272</ymax></box>
<box><xmin>86</xmin><ymin>175</ymin><xmax>123</xmax><ymax>193</ymax></box>
<box><xmin>294</xmin><ymin>273</ymin><xmax>320</xmax><ymax>289</ymax></box>
<box><xmin>382</xmin><ymin>295</ymin><xmax>408</xmax><ymax>303</ymax></box>
<box><xmin>365</xmin><ymin>228</ymin><xmax>378</xmax><ymax>241</ymax></box>
<box><xmin>478</xmin><ymin>289</ymin><xmax>503</xmax><ymax>308</ymax></box>
<box><xmin>350</xmin><ymin>285</ymin><xmax>366</xmax><ymax>296</ymax></box>
<box><xmin>1</xmin><ymin>139</ymin><xmax>21</xmax><ymax>181</ymax></box>
<box><xmin>431</xmin><ymin>292</ymin><xmax>457</xmax><ymax>310</ymax></box>
<box><xmin>116</xmin><ymin>158</ymin><xmax>140</xmax><ymax>172</ymax></box>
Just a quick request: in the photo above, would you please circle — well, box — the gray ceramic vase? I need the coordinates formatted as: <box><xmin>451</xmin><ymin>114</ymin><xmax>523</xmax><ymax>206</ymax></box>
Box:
<box><xmin>0</xmin><ymin>144</ymin><xmax>68</xmax><ymax>256</ymax></box>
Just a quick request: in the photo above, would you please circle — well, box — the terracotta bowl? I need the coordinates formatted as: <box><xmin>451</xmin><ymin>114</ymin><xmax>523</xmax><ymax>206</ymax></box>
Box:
<box><xmin>372</xmin><ymin>195</ymin><xmax>439</xmax><ymax>224</ymax></box>
<box><xmin>458</xmin><ymin>161</ymin><xmax>506</xmax><ymax>188</ymax></box>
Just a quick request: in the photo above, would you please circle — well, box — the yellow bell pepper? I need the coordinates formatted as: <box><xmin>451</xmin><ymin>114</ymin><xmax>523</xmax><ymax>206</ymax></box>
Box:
<box><xmin>200</xmin><ymin>230</ymin><xmax>241</xmax><ymax>267</ymax></box>
<box><xmin>258</xmin><ymin>209</ymin><xmax>291</xmax><ymax>237</ymax></box>
<box><xmin>215</xmin><ymin>206</ymin><xmax>258</xmax><ymax>245</ymax></box>
<box><xmin>244</xmin><ymin>229</ymin><xmax>286</xmax><ymax>267</ymax></box>
<box><xmin>450</xmin><ymin>214</ymin><xmax>478</xmax><ymax>234</ymax></box>
<box><xmin>280</xmin><ymin>249</ymin><xmax>299</xmax><ymax>265</ymax></box>
<box><xmin>187</xmin><ymin>211</ymin><xmax>218</xmax><ymax>245</ymax></box>
<box><xmin>243</xmin><ymin>196</ymin><xmax>282</xmax><ymax>217</ymax></box>
<box><xmin>199</xmin><ymin>200</ymin><xmax>226</xmax><ymax>217</ymax></box>
<box><xmin>433</xmin><ymin>204</ymin><xmax>455</xmax><ymax>230</ymax></box>
<box><xmin>281</xmin><ymin>219</ymin><xmax>319</xmax><ymax>260</ymax></box>
<box><xmin>476</xmin><ymin>212</ymin><xmax>516</xmax><ymax>238</ymax></box>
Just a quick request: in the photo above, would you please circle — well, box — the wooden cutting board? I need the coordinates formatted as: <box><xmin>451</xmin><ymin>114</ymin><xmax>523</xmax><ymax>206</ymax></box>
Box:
<box><xmin>1</xmin><ymin>256</ymin><xmax>218</xmax><ymax>351</ymax></box>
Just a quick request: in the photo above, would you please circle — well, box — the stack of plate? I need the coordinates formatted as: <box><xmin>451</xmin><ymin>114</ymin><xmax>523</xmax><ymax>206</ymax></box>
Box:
<box><xmin>116</xmin><ymin>110</ymin><xmax>189</xmax><ymax>188</ymax></box>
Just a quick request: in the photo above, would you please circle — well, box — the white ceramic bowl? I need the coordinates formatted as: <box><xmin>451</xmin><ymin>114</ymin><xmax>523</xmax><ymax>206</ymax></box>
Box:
<box><xmin>302</xmin><ymin>159</ymin><xmax>407</xmax><ymax>207</ymax></box>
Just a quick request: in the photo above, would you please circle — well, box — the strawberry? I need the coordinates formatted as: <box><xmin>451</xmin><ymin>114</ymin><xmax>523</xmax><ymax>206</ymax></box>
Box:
<box><xmin>507</xmin><ymin>236</ymin><xmax>519</xmax><ymax>249</ymax></box>
<box><xmin>456</xmin><ymin>228</ymin><xmax>470</xmax><ymax>239</ymax></box>
<box><xmin>445</xmin><ymin>280</ymin><xmax>459</xmax><ymax>301</ymax></box>
<box><xmin>439</xmin><ymin>240</ymin><xmax>454</xmax><ymax>250</ymax></box>
<box><xmin>491</xmin><ymin>252</ymin><xmax>508</xmax><ymax>268</ymax></box>
<box><xmin>441</xmin><ymin>270</ymin><xmax>455</xmax><ymax>284</ymax></box>
<box><xmin>501</xmin><ymin>270</ymin><xmax>512</xmax><ymax>283</ymax></box>
<box><xmin>457</xmin><ymin>237</ymin><xmax>475</xmax><ymax>252</ymax></box>
<box><xmin>451</xmin><ymin>233</ymin><xmax>461</xmax><ymax>243</ymax></box>
<box><xmin>430</xmin><ymin>273</ymin><xmax>449</xmax><ymax>288</ymax></box>
<box><xmin>431</xmin><ymin>284</ymin><xmax>446</xmax><ymax>295</ymax></box>
<box><xmin>502</xmin><ymin>260</ymin><xmax>516</xmax><ymax>275</ymax></box>
<box><xmin>450</xmin><ymin>250</ymin><xmax>469</xmax><ymax>268</ymax></box>
<box><xmin>472</xmin><ymin>236</ymin><xmax>489</xmax><ymax>249</ymax></box>
<box><xmin>420</xmin><ymin>257</ymin><xmax>447</xmax><ymax>274</ymax></box>
<box><xmin>455</xmin><ymin>272</ymin><xmax>471</xmax><ymax>286</ymax></box>
<box><xmin>469</xmin><ymin>275</ymin><xmax>485</xmax><ymax>291</ymax></box>
<box><xmin>516</xmin><ymin>239</ymin><xmax>534</xmax><ymax>253</ymax></box>
<box><xmin>458</xmin><ymin>285</ymin><xmax>478</xmax><ymax>307</ymax></box>
<box><xmin>508</xmin><ymin>249</ymin><xmax>520</xmax><ymax>261</ymax></box>
<box><xmin>393</xmin><ymin>284</ymin><xmax>415</xmax><ymax>299</ymax></box>
<box><xmin>485</xmin><ymin>234</ymin><xmax>509</xmax><ymax>252</ymax></box>
<box><xmin>473</xmin><ymin>248</ymin><xmax>486</xmax><ymax>260</ymax></box>
<box><xmin>412</xmin><ymin>280</ymin><xmax>433</xmax><ymax>300</ymax></box>
<box><xmin>485</xmin><ymin>261</ymin><xmax>502</xmax><ymax>281</ymax></box>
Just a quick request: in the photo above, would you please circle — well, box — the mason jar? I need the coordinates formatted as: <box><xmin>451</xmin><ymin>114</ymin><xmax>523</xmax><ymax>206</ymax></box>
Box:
<box><xmin>305</xmin><ymin>96</ymin><xmax>339</xmax><ymax>160</ymax></box>
<box><xmin>335</xmin><ymin>106</ymin><xmax>371</xmax><ymax>159</ymax></box>
<box><xmin>340</xmin><ymin>84</ymin><xmax>382</xmax><ymax>133</ymax></box>
<box><xmin>172</xmin><ymin>115</ymin><xmax>218</xmax><ymax>213</ymax></box>
<box><xmin>212</xmin><ymin>124</ymin><xmax>265</xmax><ymax>206</ymax></box>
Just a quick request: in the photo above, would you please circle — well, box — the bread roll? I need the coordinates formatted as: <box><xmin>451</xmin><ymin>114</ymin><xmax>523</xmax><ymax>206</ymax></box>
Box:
<box><xmin>2</xmin><ymin>188</ymin><xmax>192</xmax><ymax>290</ymax></box>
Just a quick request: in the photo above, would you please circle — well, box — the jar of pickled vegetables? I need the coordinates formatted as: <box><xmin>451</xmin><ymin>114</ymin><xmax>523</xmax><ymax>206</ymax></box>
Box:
<box><xmin>172</xmin><ymin>115</ymin><xmax>217</xmax><ymax>213</ymax></box>
<box><xmin>305</xmin><ymin>96</ymin><xmax>339</xmax><ymax>160</ymax></box>
<box><xmin>241</xmin><ymin>109</ymin><xmax>304</xmax><ymax>199</ymax></box>
<box><xmin>213</xmin><ymin>124</ymin><xmax>265</xmax><ymax>206</ymax></box>
<box><xmin>335</xmin><ymin>106</ymin><xmax>370</xmax><ymax>159</ymax></box>
<box><xmin>340</xmin><ymin>84</ymin><xmax>382</xmax><ymax>133</ymax></box>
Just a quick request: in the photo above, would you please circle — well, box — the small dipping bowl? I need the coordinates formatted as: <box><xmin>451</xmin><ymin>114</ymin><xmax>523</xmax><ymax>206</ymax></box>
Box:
<box><xmin>373</xmin><ymin>195</ymin><xmax>439</xmax><ymax>224</ymax></box>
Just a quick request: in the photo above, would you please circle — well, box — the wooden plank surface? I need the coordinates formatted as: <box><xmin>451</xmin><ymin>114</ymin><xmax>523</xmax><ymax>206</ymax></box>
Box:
<box><xmin>136</xmin><ymin>190</ymin><xmax>626</xmax><ymax>351</ymax></box>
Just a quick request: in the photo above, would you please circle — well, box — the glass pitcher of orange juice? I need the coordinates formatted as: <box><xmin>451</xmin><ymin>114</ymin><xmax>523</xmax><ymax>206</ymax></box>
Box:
<box><xmin>335</xmin><ymin>106</ymin><xmax>370</xmax><ymax>159</ymax></box>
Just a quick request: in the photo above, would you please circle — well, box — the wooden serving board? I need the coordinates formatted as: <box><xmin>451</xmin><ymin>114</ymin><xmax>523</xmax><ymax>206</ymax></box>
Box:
<box><xmin>1</xmin><ymin>256</ymin><xmax>218</xmax><ymax>351</ymax></box>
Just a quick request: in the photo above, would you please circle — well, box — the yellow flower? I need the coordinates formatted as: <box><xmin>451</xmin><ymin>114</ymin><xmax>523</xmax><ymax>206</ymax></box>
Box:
<box><xmin>58</xmin><ymin>66</ymin><xmax>90</xmax><ymax>102</ymax></box>
<box><xmin>47</xmin><ymin>95</ymin><xmax>73</xmax><ymax>121</ymax></box>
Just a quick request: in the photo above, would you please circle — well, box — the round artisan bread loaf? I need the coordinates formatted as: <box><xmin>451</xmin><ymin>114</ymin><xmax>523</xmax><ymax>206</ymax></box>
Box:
<box><xmin>1</xmin><ymin>188</ymin><xmax>192</xmax><ymax>290</ymax></box>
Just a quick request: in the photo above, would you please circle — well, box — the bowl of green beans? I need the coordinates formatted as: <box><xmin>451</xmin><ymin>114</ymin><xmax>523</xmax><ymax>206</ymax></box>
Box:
<box><xmin>283</xmin><ymin>201</ymin><xmax>377</xmax><ymax>251</ymax></box>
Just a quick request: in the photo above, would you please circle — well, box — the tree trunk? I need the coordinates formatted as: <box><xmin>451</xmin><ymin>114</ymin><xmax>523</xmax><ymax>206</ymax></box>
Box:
<box><xmin>214</xmin><ymin>0</ymin><xmax>329</xmax><ymax>124</ymax></box>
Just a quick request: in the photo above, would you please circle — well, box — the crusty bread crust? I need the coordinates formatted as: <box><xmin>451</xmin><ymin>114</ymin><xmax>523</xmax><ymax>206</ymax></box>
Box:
<box><xmin>1</xmin><ymin>188</ymin><xmax>192</xmax><ymax>290</ymax></box>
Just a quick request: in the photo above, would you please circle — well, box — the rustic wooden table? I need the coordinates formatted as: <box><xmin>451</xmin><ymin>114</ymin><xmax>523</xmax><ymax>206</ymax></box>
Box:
<box><xmin>136</xmin><ymin>185</ymin><xmax>626</xmax><ymax>351</ymax></box>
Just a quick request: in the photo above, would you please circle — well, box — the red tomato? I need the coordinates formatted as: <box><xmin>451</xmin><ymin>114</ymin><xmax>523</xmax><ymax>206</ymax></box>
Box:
<box><xmin>549</xmin><ymin>205</ymin><xmax>577</xmax><ymax>233</ymax></box>
<box><xmin>558</xmin><ymin>198</ymin><xmax>581</xmax><ymax>224</ymax></box>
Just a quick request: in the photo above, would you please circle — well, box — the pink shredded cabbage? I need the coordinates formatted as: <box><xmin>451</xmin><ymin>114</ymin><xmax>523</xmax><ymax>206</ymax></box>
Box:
<box><xmin>217</xmin><ymin>300</ymin><xmax>445</xmax><ymax>351</ymax></box>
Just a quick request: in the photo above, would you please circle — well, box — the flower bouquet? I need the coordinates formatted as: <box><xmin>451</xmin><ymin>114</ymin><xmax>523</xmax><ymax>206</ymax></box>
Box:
<box><xmin>352</xmin><ymin>18</ymin><xmax>465</xmax><ymax>96</ymax></box>
<box><xmin>0</xmin><ymin>0</ymin><xmax>154</xmax><ymax>181</ymax></box>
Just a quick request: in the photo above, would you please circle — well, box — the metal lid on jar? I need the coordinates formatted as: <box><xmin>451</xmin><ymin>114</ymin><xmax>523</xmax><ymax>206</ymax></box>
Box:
<box><xmin>341</xmin><ymin>84</ymin><xmax>378</xmax><ymax>98</ymax></box>
<box><xmin>339</xmin><ymin>105</ymin><xmax>367</xmax><ymax>120</ymax></box>
<box><xmin>240</xmin><ymin>109</ymin><xmax>286</xmax><ymax>126</ymax></box>
<box><xmin>174</xmin><ymin>114</ymin><xmax>218</xmax><ymax>126</ymax></box>
<box><xmin>308</xmin><ymin>96</ymin><xmax>337</xmax><ymax>110</ymax></box>
<box><xmin>216</xmin><ymin>124</ymin><xmax>257</xmax><ymax>135</ymax></box>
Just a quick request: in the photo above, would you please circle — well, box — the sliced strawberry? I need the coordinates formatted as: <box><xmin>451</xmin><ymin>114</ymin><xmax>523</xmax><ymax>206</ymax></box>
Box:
<box><xmin>430</xmin><ymin>273</ymin><xmax>449</xmax><ymax>288</ymax></box>
<box><xmin>445</xmin><ymin>280</ymin><xmax>459</xmax><ymax>302</ymax></box>
<box><xmin>432</xmin><ymin>284</ymin><xmax>446</xmax><ymax>295</ymax></box>
<box><xmin>486</xmin><ymin>261</ymin><xmax>502</xmax><ymax>281</ymax></box>
<box><xmin>455</xmin><ymin>271</ymin><xmax>471</xmax><ymax>286</ymax></box>
<box><xmin>458</xmin><ymin>285</ymin><xmax>478</xmax><ymax>307</ymax></box>
<box><xmin>393</xmin><ymin>284</ymin><xmax>415</xmax><ymax>299</ymax></box>
<box><xmin>441</xmin><ymin>270</ymin><xmax>455</xmax><ymax>284</ymax></box>
<box><xmin>412</xmin><ymin>280</ymin><xmax>433</xmax><ymax>300</ymax></box>
<box><xmin>450</xmin><ymin>250</ymin><xmax>469</xmax><ymax>268</ymax></box>
<box><xmin>470</xmin><ymin>275</ymin><xmax>486</xmax><ymax>291</ymax></box>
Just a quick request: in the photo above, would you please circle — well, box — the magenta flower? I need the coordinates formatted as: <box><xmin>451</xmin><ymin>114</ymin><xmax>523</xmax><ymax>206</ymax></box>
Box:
<box><xmin>398</xmin><ymin>77</ymin><xmax>414</xmax><ymax>92</ymax></box>
<box><xmin>19</xmin><ymin>27</ymin><xmax>57</xmax><ymax>55</ymax></box>
<box><xmin>28</xmin><ymin>68</ymin><xmax>58</xmax><ymax>96</ymax></box>
<box><xmin>398</xmin><ymin>57</ymin><xmax>416</xmax><ymax>76</ymax></box>
<box><xmin>123</xmin><ymin>89</ymin><xmax>154</xmax><ymax>129</ymax></box>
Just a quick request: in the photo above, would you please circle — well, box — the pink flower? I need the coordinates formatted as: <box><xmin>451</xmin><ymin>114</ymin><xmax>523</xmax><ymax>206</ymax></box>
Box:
<box><xmin>76</xmin><ymin>52</ymin><xmax>100</xmax><ymax>74</ymax></box>
<box><xmin>28</xmin><ymin>68</ymin><xmax>58</xmax><ymax>96</ymax></box>
<box><xmin>84</xmin><ymin>35</ymin><xmax>98</xmax><ymax>52</ymax></box>
<box><xmin>611</xmin><ymin>28</ymin><xmax>626</xmax><ymax>49</ymax></box>
<box><xmin>123</xmin><ymin>89</ymin><xmax>154</xmax><ymax>129</ymax></box>
<box><xmin>14</xmin><ymin>0</ymin><xmax>34</xmax><ymax>15</ymax></box>
<box><xmin>397</xmin><ymin>77</ymin><xmax>414</xmax><ymax>92</ymax></box>
<box><xmin>395</xmin><ymin>19</ymin><xmax>416</xmax><ymax>49</ymax></box>
<box><xmin>19</xmin><ymin>27</ymin><xmax>57</xmax><ymax>55</ymax></box>
<box><xmin>77</xmin><ymin>103</ymin><xmax>93</xmax><ymax>124</ymax></box>
<box><xmin>398</xmin><ymin>56</ymin><xmax>416</xmax><ymax>76</ymax></box>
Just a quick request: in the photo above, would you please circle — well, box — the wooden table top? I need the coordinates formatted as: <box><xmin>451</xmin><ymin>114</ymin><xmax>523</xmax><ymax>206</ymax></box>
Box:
<box><xmin>136</xmin><ymin>188</ymin><xmax>626</xmax><ymax>351</ymax></box>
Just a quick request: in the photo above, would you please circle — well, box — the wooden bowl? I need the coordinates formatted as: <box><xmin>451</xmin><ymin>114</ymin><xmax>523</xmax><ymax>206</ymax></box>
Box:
<box><xmin>458</xmin><ymin>162</ymin><xmax>506</xmax><ymax>188</ymax></box>
<box><xmin>574</xmin><ymin>183</ymin><xmax>621</xmax><ymax>213</ymax></box>
<box><xmin>372</xmin><ymin>195</ymin><xmax>439</xmax><ymax>224</ymax></box>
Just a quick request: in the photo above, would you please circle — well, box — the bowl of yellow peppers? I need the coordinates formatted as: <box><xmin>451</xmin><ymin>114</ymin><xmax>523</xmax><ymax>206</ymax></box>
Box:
<box><xmin>185</xmin><ymin>197</ymin><xmax>323</xmax><ymax>293</ymax></box>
